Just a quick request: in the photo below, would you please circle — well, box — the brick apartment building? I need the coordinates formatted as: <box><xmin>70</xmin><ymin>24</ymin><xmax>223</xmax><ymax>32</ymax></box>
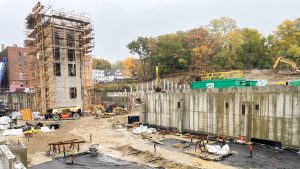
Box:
<box><xmin>0</xmin><ymin>45</ymin><xmax>36</xmax><ymax>91</ymax></box>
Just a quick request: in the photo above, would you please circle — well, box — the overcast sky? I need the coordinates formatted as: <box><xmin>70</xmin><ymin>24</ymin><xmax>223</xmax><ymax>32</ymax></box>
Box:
<box><xmin>0</xmin><ymin>0</ymin><xmax>299</xmax><ymax>63</ymax></box>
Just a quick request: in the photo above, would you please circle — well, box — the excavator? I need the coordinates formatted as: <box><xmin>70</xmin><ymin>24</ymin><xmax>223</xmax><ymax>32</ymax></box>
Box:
<box><xmin>273</xmin><ymin>57</ymin><xmax>300</xmax><ymax>73</ymax></box>
<box><xmin>91</xmin><ymin>105</ymin><xmax>128</xmax><ymax>118</ymax></box>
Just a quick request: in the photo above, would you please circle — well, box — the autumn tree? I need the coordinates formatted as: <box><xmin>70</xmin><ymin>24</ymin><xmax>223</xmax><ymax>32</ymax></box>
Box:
<box><xmin>192</xmin><ymin>45</ymin><xmax>213</xmax><ymax>72</ymax></box>
<box><xmin>112</xmin><ymin>61</ymin><xmax>124</xmax><ymax>70</ymax></box>
<box><xmin>153</xmin><ymin>33</ymin><xmax>189</xmax><ymax>74</ymax></box>
<box><xmin>122</xmin><ymin>56</ymin><xmax>135</xmax><ymax>77</ymax></box>
<box><xmin>269</xmin><ymin>18</ymin><xmax>300</xmax><ymax>64</ymax></box>
<box><xmin>214</xmin><ymin>30</ymin><xmax>244</xmax><ymax>69</ymax></box>
<box><xmin>237</xmin><ymin>28</ymin><xmax>271</xmax><ymax>69</ymax></box>
<box><xmin>207</xmin><ymin>17</ymin><xmax>238</xmax><ymax>38</ymax></box>
<box><xmin>92</xmin><ymin>58</ymin><xmax>111</xmax><ymax>69</ymax></box>
<box><xmin>126</xmin><ymin>16</ymin><xmax>300</xmax><ymax>76</ymax></box>
<box><xmin>127</xmin><ymin>37</ymin><xmax>149</xmax><ymax>80</ymax></box>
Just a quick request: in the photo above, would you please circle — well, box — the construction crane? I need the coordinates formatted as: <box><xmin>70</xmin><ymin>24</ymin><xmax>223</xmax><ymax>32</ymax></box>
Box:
<box><xmin>273</xmin><ymin>57</ymin><xmax>300</xmax><ymax>73</ymax></box>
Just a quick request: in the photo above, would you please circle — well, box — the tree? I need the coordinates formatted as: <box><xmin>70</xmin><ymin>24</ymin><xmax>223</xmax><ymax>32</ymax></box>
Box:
<box><xmin>127</xmin><ymin>37</ymin><xmax>150</xmax><ymax>80</ymax></box>
<box><xmin>112</xmin><ymin>61</ymin><xmax>124</xmax><ymax>70</ymax></box>
<box><xmin>214</xmin><ymin>30</ymin><xmax>244</xmax><ymax>69</ymax></box>
<box><xmin>271</xmin><ymin>18</ymin><xmax>300</xmax><ymax>59</ymax></box>
<box><xmin>237</xmin><ymin>28</ymin><xmax>270</xmax><ymax>69</ymax></box>
<box><xmin>154</xmin><ymin>33</ymin><xmax>189</xmax><ymax>74</ymax></box>
<box><xmin>122</xmin><ymin>56</ymin><xmax>135</xmax><ymax>77</ymax></box>
<box><xmin>192</xmin><ymin>45</ymin><xmax>213</xmax><ymax>72</ymax></box>
<box><xmin>92</xmin><ymin>58</ymin><xmax>111</xmax><ymax>69</ymax></box>
<box><xmin>207</xmin><ymin>17</ymin><xmax>238</xmax><ymax>38</ymax></box>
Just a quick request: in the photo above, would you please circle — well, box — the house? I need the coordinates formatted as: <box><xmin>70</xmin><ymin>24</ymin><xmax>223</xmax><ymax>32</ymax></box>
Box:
<box><xmin>93</xmin><ymin>69</ymin><xmax>128</xmax><ymax>83</ymax></box>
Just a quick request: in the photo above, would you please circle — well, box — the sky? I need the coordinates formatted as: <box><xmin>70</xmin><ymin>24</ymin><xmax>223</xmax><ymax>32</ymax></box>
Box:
<box><xmin>0</xmin><ymin>0</ymin><xmax>299</xmax><ymax>63</ymax></box>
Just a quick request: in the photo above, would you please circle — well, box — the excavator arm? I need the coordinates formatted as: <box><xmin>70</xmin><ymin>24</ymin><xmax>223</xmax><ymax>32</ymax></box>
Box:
<box><xmin>272</xmin><ymin>57</ymin><xmax>299</xmax><ymax>71</ymax></box>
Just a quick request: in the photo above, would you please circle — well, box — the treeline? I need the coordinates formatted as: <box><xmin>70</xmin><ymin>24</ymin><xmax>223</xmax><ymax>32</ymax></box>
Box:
<box><xmin>127</xmin><ymin>17</ymin><xmax>300</xmax><ymax>79</ymax></box>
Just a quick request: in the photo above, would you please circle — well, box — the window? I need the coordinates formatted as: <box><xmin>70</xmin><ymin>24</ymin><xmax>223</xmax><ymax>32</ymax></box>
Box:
<box><xmin>24</xmin><ymin>61</ymin><xmax>27</xmax><ymax>66</ymax></box>
<box><xmin>18</xmin><ymin>52</ymin><xmax>22</xmax><ymax>58</ymax></box>
<box><xmin>67</xmin><ymin>49</ymin><xmax>75</xmax><ymax>61</ymax></box>
<box><xmin>24</xmin><ymin>52</ymin><xmax>26</xmax><ymax>57</ymax></box>
<box><xmin>177</xmin><ymin>102</ymin><xmax>181</xmax><ymax>109</ymax></box>
<box><xmin>68</xmin><ymin>64</ymin><xmax>76</xmax><ymax>76</ymax></box>
<box><xmin>255</xmin><ymin>104</ymin><xmax>259</xmax><ymax>111</ymax></box>
<box><xmin>55</xmin><ymin>30</ymin><xmax>60</xmax><ymax>46</ymax></box>
<box><xmin>25</xmin><ymin>81</ymin><xmax>28</xmax><ymax>85</ymax></box>
<box><xmin>54</xmin><ymin>63</ymin><xmax>61</xmax><ymax>76</ymax></box>
<box><xmin>20</xmin><ymin>83</ymin><xmax>24</xmax><ymax>87</ymax></box>
<box><xmin>241</xmin><ymin>104</ymin><xmax>246</xmax><ymax>115</ymax></box>
<box><xmin>67</xmin><ymin>33</ymin><xmax>74</xmax><ymax>47</ymax></box>
<box><xmin>54</xmin><ymin>48</ymin><xmax>60</xmax><ymax>60</ymax></box>
<box><xmin>69</xmin><ymin>87</ymin><xmax>77</xmax><ymax>99</ymax></box>
<box><xmin>225</xmin><ymin>103</ymin><xmax>229</xmax><ymax>108</ymax></box>
<box><xmin>19</xmin><ymin>63</ymin><xmax>22</xmax><ymax>69</ymax></box>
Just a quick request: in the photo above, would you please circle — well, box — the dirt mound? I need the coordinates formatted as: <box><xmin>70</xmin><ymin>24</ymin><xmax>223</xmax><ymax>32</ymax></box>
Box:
<box><xmin>114</xmin><ymin>145</ymin><xmax>199</xmax><ymax>169</ymax></box>
<box><xmin>25</xmin><ymin>120</ymin><xmax>85</xmax><ymax>155</ymax></box>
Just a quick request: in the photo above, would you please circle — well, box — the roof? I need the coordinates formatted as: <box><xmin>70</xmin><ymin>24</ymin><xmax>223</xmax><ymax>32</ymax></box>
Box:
<box><xmin>105</xmin><ymin>69</ymin><xmax>120</xmax><ymax>76</ymax></box>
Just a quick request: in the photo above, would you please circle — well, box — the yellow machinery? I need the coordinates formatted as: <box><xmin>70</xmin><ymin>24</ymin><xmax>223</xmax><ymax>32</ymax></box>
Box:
<box><xmin>273</xmin><ymin>57</ymin><xmax>300</xmax><ymax>73</ymax></box>
<box><xmin>91</xmin><ymin>105</ymin><xmax>128</xmax><ymax>118</ymax></box>
<box><xmin>197</xmin><ymin>70</ymin><xmax>243</xmax><ymax>81</ymax></box>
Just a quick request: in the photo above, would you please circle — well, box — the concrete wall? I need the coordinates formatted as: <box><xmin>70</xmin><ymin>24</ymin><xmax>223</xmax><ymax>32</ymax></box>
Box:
<box><xmin>0</xmin><ymin>92</ymin><xmax>34</xmax><ymax>110</ymax></box>
<box><xmin>0</xmin><ymin>144</ymin><xmax>27</xmax><ymax>169</ymax></box>
<box><xmin>51</xmin><ymin>31</ymin><xmax>83</xmax><ymax>109</ymax></box>
<box><xmin>143</xmin><ymin>86</ymin><xmax>300</xmax><ymax>147</ymax></box>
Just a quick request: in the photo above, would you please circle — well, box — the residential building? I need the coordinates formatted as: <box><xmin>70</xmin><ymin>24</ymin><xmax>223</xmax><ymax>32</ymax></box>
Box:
<box><xmin>25</xmin><ymin>2</ymin><xmax>94</xmax><ymax>113</ymax></box>
<box><xmin>93</xmin><ymin>69</ymin><xmax>128</xmax><ymax>83</ymax></box>
<box><xmin>0</xmin><ymin>45</ymin><xmax>36</xmax><ymax>91</ymax></box>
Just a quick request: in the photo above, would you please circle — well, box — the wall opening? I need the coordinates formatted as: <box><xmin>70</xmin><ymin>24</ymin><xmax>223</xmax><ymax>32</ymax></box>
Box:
<box><xmin>67</xmin><ymin>33</ymin><xmax>74</xmax><ymax>47</ymax></box>
<box><xmin>242</xmin><ymin>104</ymin><xmax>246</xmax><ymax>115</ymax></box>
<box><xmin>54</xmin><ymin>63</ymin><xmax>61</xmax><ymax>76</ymax></box>
<box><xmin>67</xmin><ymin>49</ymin><xmax>75</xmax><ymax>61</ymax></box>
<box><xmin>68</xmin><ymin>64</ymin><xmax>76</xmax><ymax>76</ymax></box>
<box><xmin>255</xmin><ymin>104</ymin><xmax>259</xmax><ymax>111</ymax></box>
<box><xmin>225</xmin><ymin>102</ymin><xmax>229</xmax><ymax>108</ymax></box>
<box><xmin>177</xmin><ymin>102</ymin><xmax>181</xmax><ymax>109</ymax></box>
<box><xmin>69</xmin><ymin>87</ymin><xmax>77</xmax><ymax>99</ymax></box>
<box><xmin>54</xmin><ymin>47</ymin><xmax>60</xmax><ymax>60</ymax></box>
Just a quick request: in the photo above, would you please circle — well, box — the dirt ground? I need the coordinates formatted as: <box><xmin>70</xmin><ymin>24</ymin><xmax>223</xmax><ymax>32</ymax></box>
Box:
<box><xmin>7</xmin><ymin>114</ymin><xmax>236</xmax><ymax>169</ymax></box>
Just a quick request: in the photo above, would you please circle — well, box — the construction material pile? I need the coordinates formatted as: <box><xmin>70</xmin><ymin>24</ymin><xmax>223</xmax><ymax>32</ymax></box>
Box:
<box><xmin>132</xmin><ymin>125</ymin><xmax>157</xmax><ymax>135</ymax></box>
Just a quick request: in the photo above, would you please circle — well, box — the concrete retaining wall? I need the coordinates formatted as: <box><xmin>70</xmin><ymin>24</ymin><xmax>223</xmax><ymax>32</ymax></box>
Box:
<box><xmin>0</xmin><ymin>92</ymin><xmax>34</xmax><ymax>110</ymax></box>
<box><xmin>143</xmin><ymin>86</ymin><xmax>300</xmax><ymax>147</ymax></box>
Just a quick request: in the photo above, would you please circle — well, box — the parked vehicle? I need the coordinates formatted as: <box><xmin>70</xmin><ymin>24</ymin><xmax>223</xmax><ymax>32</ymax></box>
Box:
<box><xmin>45</xmin><ymin>106</ymin><xmax>82</xmax><ymax>120</ymax></box>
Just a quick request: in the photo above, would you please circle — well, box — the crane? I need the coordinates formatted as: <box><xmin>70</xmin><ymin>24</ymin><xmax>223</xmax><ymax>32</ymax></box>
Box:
<box><xmin>272</xmin><ymin>57</ymin><xmax>300</xmax><ymax>73</ymax></box>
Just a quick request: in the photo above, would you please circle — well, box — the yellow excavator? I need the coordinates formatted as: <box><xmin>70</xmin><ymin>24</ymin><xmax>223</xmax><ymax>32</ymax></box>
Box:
<box><xmin>273</xmin><ymin>57</ymin><xmax>300</xmax><ymax>73</ymax></box>
<box><xmin>91</xmin><ymin>105</ymin><xmax>128</xmax><ymax>118</ymax></box>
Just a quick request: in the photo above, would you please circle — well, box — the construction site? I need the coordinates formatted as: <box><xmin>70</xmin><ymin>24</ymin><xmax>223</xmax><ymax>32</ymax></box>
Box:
<box><xmin>0</xmin><ymin>1</ymin><xmax>300</xmax><ymax>169</ymax></box>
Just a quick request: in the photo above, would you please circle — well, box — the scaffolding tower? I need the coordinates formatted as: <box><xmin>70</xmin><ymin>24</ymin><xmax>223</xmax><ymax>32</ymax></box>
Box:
<box><xmin>25</xmin><ymin>2</ymin><xmax>94</xmax><ymax>113</ymax></box>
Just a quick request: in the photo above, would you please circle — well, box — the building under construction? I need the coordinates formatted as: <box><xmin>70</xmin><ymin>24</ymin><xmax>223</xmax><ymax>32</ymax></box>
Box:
<box><xmin>25</xmin><ymin>2</ymin><xmax>94</xmax><ymax>113</ymax></box>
